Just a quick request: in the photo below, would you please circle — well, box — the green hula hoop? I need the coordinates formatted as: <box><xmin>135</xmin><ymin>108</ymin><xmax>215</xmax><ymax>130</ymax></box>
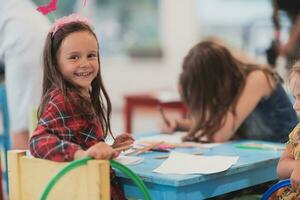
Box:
<box><xmin>40</xmin><ymin>156</ymin><xmax>152</xmax><ymax>200</ymax></box>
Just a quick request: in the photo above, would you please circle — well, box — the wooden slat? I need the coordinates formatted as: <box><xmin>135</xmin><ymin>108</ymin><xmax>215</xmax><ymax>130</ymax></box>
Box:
<box><xmin>8</xmin><ymin>150</ymin><xmax>26</xmax><ymax>200</ymax></box>
<box><xmin>87</xmin><ymin>160</ymin><xmax>110</xmax><ymax>200</ymax></box>
<box><xmin>8</xmin><ymin>151</ymin><xmax>110</xmax><ymax>200</ymax></box>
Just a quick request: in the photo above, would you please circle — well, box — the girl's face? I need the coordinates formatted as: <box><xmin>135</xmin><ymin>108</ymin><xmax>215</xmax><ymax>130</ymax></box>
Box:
<box><xmin>290</xmin><ymin>72</ymin><xmax>300</xmax><ymax>115</ymax></box>
<box><xmin>57</xmin><ymin>31</ymin><xmax>99</xmax><ymax>93</ymax></box>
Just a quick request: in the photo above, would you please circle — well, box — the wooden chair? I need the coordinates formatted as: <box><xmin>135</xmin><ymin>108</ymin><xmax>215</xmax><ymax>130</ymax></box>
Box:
<box><xmin>29</xmin><ymin>108</ymin><xmax>38</xmax><ymax>137</ymax></box>
<box><xmin>8</xmin><ymin>150</ymin><xmax>110</xmax><ymax>200</ymax></box>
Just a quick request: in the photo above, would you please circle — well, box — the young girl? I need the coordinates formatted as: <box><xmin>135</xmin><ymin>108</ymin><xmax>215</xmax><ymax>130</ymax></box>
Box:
<box><xmin>162</xmin><ymin>41</ymin><xmax>297</xmax><ymax>143</ymax></box>
<box><xmin>29</xmin><ymin>14</ymin><xmax>133</xmax><ymax>199</ymax></box>
<box><xmin>273</xmin><ymin>62</ymin><xmax>300</xmax><ymax>199</ymax></box>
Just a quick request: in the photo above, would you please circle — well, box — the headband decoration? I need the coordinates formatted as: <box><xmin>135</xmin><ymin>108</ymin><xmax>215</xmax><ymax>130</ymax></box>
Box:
<box><xmin>50</xmin><ymin>13</ymin><xmax>92</xmax><ymax>36</ymax></box>
<box><xmin>37</xmin><ymin>0</ymin><xmax>87</xmax><ymax>15</ymax></box>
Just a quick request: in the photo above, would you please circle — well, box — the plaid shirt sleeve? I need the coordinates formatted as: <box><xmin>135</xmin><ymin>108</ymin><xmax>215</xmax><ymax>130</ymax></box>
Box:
<box><xmin>29</xmin><ymin>90</ymin><xmax>82</xmax><ymax>162</ymax></box>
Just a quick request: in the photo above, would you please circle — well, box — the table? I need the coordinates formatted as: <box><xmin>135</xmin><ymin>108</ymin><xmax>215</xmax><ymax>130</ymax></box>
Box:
<box><xmin>124</xmin><ymin>93</ymin><xmax>187</xmax><ymax>133</ymax></box>
<box><xmin>116</xmin><ymin>139</ymin><xmax>282</xmax><ymax>200</ymax></box>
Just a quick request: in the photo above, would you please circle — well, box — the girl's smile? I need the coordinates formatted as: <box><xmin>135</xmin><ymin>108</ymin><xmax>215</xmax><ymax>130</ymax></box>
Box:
<box><xmin>57</xmin><ymin>30</ymin><xmax>99</xmax><ymax>92</ymax></box>
<box><xmin>74</xmin><ymin>71</ymin><xmax>93</xmax><ymax>77</ymax></box>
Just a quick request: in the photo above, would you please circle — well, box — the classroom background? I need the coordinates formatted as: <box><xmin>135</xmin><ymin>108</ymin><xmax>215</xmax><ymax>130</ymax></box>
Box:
<box><xmin>0</xmin><ymin>0</ymin><xmax>296</xmax><ymax>199</ymax></box>
<box><xmin>35</xmin><ymin>0</ymin><xmax>288</xmax><ymax>134</ymax></box>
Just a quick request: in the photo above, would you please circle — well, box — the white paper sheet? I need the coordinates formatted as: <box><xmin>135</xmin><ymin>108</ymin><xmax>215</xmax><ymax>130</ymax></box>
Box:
<box><xmin>138</xmin><ymin>132</ymin><xmax>221</xmax><ymax>148</ymax></box>
<box><xmin>114</xmin><ymin>155</ymin><xmax>144</xmax><ymax>165</ymax></box>
<box><xmin>153</xmin><ymin>151</ymin><xmax>239</xmax><ymax>174</ymax></box>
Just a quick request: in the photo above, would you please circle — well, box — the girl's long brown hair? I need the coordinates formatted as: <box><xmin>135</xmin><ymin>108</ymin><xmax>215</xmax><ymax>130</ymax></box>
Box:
<box><xmin>39</xmin><ymin>22</ymin><xmax>112</xmax><ymax>137</ymax></box>
<box><xmin>180</xmin><ymin>41</ymin><xmax>278</xmax><ymax>141</ymax></box>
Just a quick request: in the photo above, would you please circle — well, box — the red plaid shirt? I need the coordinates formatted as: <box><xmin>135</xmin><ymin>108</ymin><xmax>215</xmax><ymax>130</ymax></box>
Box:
<box><xmin>29</xmin><ymin>89</ymin><xmax>127</xmax><ymax>200</ymax></box>
<box><xmin>30</xmin><ymin>88</ymin><xmax>105</xmax><ymax>161</ymax></box>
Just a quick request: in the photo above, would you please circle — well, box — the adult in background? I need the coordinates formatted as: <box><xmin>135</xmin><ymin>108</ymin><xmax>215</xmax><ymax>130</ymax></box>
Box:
<box><xmin>0</xmin><ymin>0</ymin><xmax>50</xmax><ymax>149</ymax></box>
<box><xmin>269</xmin><ymin>0</ymin><xmax>300</xmax><ymax>68</ymax></box>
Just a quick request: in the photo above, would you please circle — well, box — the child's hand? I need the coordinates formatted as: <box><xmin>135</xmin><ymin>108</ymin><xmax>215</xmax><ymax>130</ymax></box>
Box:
<box><xmin>112</xmin><ymin>133</ymin><xmax>134</xmax><ymax>149</ymax></box>
<box><xmin>290</xmin><ymin>163</ymin><xmax>300</xmax><ymax>190</ymax></box>
<box><xmin>74</xmin><ymin>142</ymin><xmax>118</xmax><ymax>160</ymax></box>
<box><xmin>161</xmin><ymin>118</ymin><xmax>178</xmax><ymax>134</ymax></box>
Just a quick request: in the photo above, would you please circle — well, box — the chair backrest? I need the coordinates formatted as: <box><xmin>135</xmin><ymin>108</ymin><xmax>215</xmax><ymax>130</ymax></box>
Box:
<box><xmin>8</xmin><ymin>150</ymin><xmax>110</xmax><ymax>200</ymax></box>
<box><xmin>29</xmin><ymin>108</ymin><xmax>38</xmax><ymax>137</ymax></box>
<box><xmin>261</xmin><ymin>179</ymin><xmax>291</xmax><ymax>200</ymax></box>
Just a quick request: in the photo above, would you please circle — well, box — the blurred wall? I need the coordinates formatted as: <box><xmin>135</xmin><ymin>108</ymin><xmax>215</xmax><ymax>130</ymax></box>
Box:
<box><xmin>102</xmin><ymin>0</ymin><xmax>200</xmax><ymax>109</ymax></box>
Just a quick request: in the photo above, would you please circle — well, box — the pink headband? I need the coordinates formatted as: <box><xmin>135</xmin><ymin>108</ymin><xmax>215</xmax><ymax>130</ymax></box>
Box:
<box><xmin>50</xmin><ymin>13</ymin><xmax>92</xmax><ymax>36</ymax></box>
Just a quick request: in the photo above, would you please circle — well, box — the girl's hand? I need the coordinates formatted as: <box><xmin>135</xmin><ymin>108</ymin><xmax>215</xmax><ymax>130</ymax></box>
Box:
<box><xmin>74</xmin><ymin>142</ymin><xmax>118</xmax><ymax>160</ymax></box>
<box><xmin>279</xmin><ymin>43</ymin><xmax>293</xmax><ymax>56</ymax></box>
<box><xmin>112</xmin><ymin>133</ymin><xmax>134</xmax><ymax>149</ymax></box>
<box><xmin>290</xmin><ymin>163</ymin><xmax>300</xmax><ymax>190</ymax></box>
<box><xmin>161</xmin><ymin>118</ymin><xmax>178</xmax><ymax>134</ymax></box>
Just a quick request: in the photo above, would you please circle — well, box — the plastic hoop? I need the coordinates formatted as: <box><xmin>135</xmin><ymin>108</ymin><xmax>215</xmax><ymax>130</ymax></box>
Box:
<box><xmin>40</xmin><ymin>156</ymin><xmax>152</xmax><ymax>200</ymax></box>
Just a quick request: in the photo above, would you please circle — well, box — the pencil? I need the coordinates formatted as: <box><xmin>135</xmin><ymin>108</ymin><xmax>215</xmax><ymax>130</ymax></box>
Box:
<box><xmin>114</xmin><ymin>144</ymin><xmax>134</xmax><ymax>151</ymax></box>
<box><xmin>159</xmin><ymin>106</ymin><xmax>171</xmax><ymax>126</ymax></box>
<box><xmin>126</xmin><ymin>141</ymin><xmax>164</xmax><ymax>156</ymax></box>
<box><xmin>235</xmin><ymin>144</ymin><xmax>284</xmax><ymax>151</ymax></box>
<box><xmin>136</xmin><ymin>141</ymin><xmax>164</xmax><ymax>155</ymax></box>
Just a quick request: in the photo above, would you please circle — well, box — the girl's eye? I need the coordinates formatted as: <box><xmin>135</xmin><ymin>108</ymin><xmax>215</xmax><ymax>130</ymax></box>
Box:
<box><xmin>69</xmin><ymin>55</ymin><xmax>79</xmax><ymax>60</ymax></box>
<box><xmin>88</xmin><ymin>53</ymin><xmax>97</xmax><ymax>58</ymax></box>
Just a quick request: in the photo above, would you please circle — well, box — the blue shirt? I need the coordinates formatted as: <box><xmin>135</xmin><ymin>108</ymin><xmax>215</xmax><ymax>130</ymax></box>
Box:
<box><xmin>241</xmin><ymin>83</ymin><xmax>298</xmax><ymax>143</ymax></box>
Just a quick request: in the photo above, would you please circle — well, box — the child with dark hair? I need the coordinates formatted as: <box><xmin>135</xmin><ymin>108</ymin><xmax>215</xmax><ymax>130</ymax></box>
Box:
<box><xmin>29</xmin><ymin>14</ymin><xmax>133</xmax><ymax>200</ymax></box>
<box><xmin>162</xmin><ymin>41</ymin><xmax>297</xmax><ymax>143</ymax></box>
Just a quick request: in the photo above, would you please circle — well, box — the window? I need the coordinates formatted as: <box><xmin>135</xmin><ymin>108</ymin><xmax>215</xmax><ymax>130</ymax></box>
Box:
<box><xmin>196</xmin><ymin>0</ymin><xmax>275</xmax><ymax>62</ymax></box>
<box><xmin>33</xmin><ymin>0</ymin><xmax>161</xmax><ymax>58</ymax></box>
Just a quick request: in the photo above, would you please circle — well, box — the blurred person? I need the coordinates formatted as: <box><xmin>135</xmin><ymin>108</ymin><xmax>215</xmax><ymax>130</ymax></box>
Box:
<box><xmin>0</xmin><ymin>0</ymin><xmax>50</xmax><ymax>149</ymax></box>
<box><xmin>269</xmin><ymin>0</ymin><xmax>300</xmax><ymax>68</ymax></box>
<box><xmin>161</xmin><ymin>41</ymin><xmax>297</xmax><ymax>143</ymax></box>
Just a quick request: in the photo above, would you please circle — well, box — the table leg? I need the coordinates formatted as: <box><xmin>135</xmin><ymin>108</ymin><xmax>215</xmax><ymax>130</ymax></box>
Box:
<box><xmin>124</xmin><ymin>99</ymin><xmax>133</xmax><ymax>133</ymax></box>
